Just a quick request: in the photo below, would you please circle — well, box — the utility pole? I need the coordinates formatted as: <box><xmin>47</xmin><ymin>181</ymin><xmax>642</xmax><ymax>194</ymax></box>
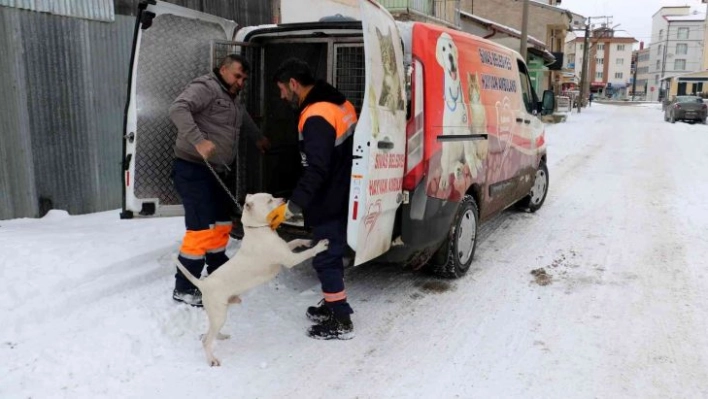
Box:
<box><xmin>631</xmin><ymin>52</ymin><xmax>638</xmax><ymax>101</ymax></box>
<box><xmin>577</xmin><ymin>15</ymin><xmax>613</xmax><ymax>113</ymax></box>
<box><xmin>578</xmin><ymin>21</ymin><xmax>590</xmax><ymax>113</ymax></box>
<box><xmin>519</xmin><ymin>0</ymin><xmax>530</xmax><ymax>60</ymax></box>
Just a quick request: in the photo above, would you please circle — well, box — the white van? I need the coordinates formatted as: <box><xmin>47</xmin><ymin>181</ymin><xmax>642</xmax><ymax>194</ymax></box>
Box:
<box><xmin>122</xmin><ymin>0</ymin><xmax>554</xmax><ymax>277</ymax></box>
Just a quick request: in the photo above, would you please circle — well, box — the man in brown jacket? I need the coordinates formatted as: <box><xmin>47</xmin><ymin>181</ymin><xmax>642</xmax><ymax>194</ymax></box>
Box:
<box><xmin>169</xmin><ymin>54</ymin><xmax>269</xmax><ymax>306</ymax></box>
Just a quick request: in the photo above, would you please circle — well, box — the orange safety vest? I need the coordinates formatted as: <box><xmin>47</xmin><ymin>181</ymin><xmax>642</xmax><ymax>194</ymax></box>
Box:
<box><xmin>298</xmin><ymin>101</ymin><xmax>357</xmax><ymax>146</ymax></box>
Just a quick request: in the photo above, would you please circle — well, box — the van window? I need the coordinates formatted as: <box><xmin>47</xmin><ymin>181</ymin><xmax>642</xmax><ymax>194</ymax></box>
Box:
<box><xmin>517</xmin><ymin>60</ymin><xmax>534</xmax><ymax>113</ymax></box>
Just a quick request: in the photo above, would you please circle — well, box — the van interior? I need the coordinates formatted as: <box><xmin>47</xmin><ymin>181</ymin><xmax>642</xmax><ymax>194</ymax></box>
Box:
<box><xmin>232</xmin><ymin>24</ymin><xmax>366</xmax><ymax>225</ymax></box>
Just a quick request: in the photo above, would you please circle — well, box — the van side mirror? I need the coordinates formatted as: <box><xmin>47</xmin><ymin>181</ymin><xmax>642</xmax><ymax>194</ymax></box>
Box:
<box><xmin>539</xmin><ymin>90</ymin><xmax>555</xmax><ymax>116</ymax></box>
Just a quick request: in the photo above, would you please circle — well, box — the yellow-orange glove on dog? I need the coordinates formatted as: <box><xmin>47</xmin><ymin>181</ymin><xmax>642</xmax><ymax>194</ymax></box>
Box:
<box><xmin>267</xmin><ymin>202</ymin><xmax>300</xmax><ymax>230</ymax></box>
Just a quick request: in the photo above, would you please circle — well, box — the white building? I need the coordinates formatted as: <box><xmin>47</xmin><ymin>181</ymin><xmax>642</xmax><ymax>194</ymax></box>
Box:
<box><xmin>648</xmin><ymin>6</ymin><xmax>705</xmax><ymax>101</ymax></box>
<box><xmin>565</xmin><ymin>28</ymin><xmax>637</xmax><ymax>97</ymax></box>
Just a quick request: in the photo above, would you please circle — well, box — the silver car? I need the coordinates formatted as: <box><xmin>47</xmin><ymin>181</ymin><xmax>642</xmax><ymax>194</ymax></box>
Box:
<box><xmin>664</xmin><ymin>96</ymin><xmax>707</xmax><ymax>124</ymax></box>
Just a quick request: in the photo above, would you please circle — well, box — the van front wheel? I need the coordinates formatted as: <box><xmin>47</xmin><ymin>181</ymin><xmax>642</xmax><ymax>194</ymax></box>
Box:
<box><xmin>429</xmin><ymin>195</ymin><xmax>479</xmax><ymax>279</ymax></box>
<box><xmin>517</xmin><ymin>162</ymin><xmax>549</xmax><ymax>212</ymax></box>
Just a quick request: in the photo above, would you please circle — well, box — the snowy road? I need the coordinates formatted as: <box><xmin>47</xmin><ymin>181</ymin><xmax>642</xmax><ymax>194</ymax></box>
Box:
<box><xmin>2</xmin><ymin>104</ymin><xmax>708</xmax><ymax>398</ymax></box>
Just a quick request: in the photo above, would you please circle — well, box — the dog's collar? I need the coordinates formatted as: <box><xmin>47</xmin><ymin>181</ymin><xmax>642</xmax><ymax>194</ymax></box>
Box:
<box><xmin>244</xmin><ymin>224</ymin><xmax>271</xmax><ymax>229</ymax></box>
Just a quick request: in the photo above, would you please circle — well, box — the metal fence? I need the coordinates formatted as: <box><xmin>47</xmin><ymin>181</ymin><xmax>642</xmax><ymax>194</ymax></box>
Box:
<box><xmin>0</xmin><ymin>1</ymin><xmax>274</xmax><ymax>220</ymax></box>
<box><xmin>0</xmin><ymin>7</ymin><xmax>134</xmax><ymax>220</ymax></box>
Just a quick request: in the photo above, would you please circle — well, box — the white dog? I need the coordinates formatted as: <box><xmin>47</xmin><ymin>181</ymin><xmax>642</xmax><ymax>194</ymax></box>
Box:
<box><xmin>435</xmin><ymin>32</ymin><xmax>480</xmax><ymax>191</ymax></box>
<box><xmin>175</xmin><ymin>193</ymin><xmax>329</xmax><ymax>367</ymax></box>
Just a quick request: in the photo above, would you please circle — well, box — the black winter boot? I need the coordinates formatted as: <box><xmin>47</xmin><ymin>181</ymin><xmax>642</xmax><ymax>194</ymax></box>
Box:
<box><xmin>172</xmin><ymin>288</ymin><xmax>203</xmax><ymax>307</ymax></box>
<box><xmin>306</xmin><ymin>299</ymin><xmax>333</xmax><ymax>323</ymax></box>
<box><xmin>307</xmin><ymin>313</ymin><xmax>354</xmax><ymax>340</ymax></box>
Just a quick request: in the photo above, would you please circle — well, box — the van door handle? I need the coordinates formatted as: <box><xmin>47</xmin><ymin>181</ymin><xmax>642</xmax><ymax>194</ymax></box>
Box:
<box><xmin>377</xmin><ymin>140</ymin><xmax>394</xmax><ymax>150</ymax></box>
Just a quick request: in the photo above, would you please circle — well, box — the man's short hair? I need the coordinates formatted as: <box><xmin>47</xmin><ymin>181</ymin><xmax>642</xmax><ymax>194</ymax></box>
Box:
<box><xmin>273</xmin><ymin>58</ymin><xmax>316</xmax><ymax>86</ymax></box>
<box><xmin>220</xmin><ymin>54</ymin><xmax>251</xmax><ymax>74</ymax></box>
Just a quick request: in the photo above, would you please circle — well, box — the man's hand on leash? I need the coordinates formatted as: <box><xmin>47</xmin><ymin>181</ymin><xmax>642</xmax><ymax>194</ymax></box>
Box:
<box><xmin>195</xmin><ymin>139</ymin><xmax>216</xmax><ymax>159</ymax></box>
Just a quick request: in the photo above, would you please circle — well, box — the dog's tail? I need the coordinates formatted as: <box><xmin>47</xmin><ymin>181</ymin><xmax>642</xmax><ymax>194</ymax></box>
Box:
<box><xmin>174</xmin><ymin>256</ymin><xmax>204</xmax><ymax>290</ymax></box>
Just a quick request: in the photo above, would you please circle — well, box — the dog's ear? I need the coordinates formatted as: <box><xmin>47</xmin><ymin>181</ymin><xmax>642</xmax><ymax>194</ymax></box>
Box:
<box><xmin>246</xmin><ymin>194</ymin><xmax>253</xmax><ymax>201</ymax></box>
<box><xmin>245</xmin><ymin>201</ymin><xmax>252</xmax><ymax>210</ymax></box>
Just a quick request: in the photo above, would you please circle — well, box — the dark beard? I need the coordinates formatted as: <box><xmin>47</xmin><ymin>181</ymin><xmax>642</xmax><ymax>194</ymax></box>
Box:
<box><xmin>289</xmin><ymin>92</ymin><xmax>300</xmax><ymax>110</ymax></box>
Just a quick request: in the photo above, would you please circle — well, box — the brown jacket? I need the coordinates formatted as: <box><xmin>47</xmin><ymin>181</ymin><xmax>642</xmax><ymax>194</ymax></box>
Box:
<box><xmin>169</xmin><ymin>72</ymin><xmax>261</xmax><ymax>170</ymax></box>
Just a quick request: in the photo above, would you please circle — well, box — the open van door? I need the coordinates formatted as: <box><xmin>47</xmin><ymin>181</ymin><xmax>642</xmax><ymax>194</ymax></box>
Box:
<box><xmin>347</xmin><ymin>0</ymin><xmax>407</xmax><ymax>265</ymax></box>
<box><xmin>121</xmin><ymin>1</ymin><xmax>238</xmax><ymax>218</ymax></box>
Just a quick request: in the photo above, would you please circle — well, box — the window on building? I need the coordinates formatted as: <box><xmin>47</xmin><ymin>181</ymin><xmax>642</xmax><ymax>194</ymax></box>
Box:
<box><xmin>597</xmin><ymin>58</ymin><xmax>604</xmax><ymax>65</ymax></box>
<box><xmin>656</xmin><ymin>60</ymin><xmax>661</xmax><ymax>70</ymax></box>
<box><xmin>655</xmin><ymin>75</ymin><xmax>659</xmax><ymax>84</ymax></box>
<box><xmin>616</xmin><ymin>58</ymin><xmax>624</xmax><ymax>65</ymax></box>
<box><xmin>596</xmin><ymin>72</ymin><xmax>603</xmax><ymax>79</ymax></box>
<box><xmin>678</xmin><ymin>27</ymin><xmax>689</xmax><ymax>40</ymax></box>
<box><xmin>580</xmin><ymin>44</ymin><xmax>584</xmax><ymax>50</ymax></box>
<box><xmin>615</xmin><ymin>72</ymin><xmax>623</xmax><ymax>79</ymax></box>
<box><xmin>675</xmin><ymin>59</ymin><xmax>686</xmax><ymax>70</ymax></box>
<box><xmin>617</xmin><ymin>44</ymin><xmax>625</xmax><ymax>51</ymax></box>
<box><xmin>659</xmin><ymin>29</ymin><xmax>664</xmax><ymax>40</ymax></box>
<box><xmin>676</xmin><ymin>43</ymin><xmax>688</xmax><ymax>55</ymax></box>
<box><xmin>597</xmin><ymin>43</ymin><xmax>605</xmax><ymax>51</ymax></box>
<box><xmin>658</xmin><ymin>44</ymin><xmax>662</xmax><ymax>55</ymax></box>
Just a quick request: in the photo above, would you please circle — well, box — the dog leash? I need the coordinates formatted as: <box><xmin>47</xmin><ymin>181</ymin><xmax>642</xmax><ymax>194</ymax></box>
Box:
<box><xmin>203</xmin><ymin>158</ymin><xmax>244</xmax><ymax>213</ymax></box>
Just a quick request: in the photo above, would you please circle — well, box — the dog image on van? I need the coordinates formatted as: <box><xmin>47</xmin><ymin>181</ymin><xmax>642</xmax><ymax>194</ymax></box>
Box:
<box><xmin>435</xmin><ymin>32</ymin><xmax>481</xmax><ymax>191</ymax></box>
<box><xmin>175</xmin><ymin>193</ymin><xmax>329</xmax><ymax>367</ymax></box>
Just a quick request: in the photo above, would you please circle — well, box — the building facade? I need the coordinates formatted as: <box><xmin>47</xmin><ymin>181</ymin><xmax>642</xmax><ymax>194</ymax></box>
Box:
<box><xmin>462</xmin><ymin>0</ymin><xmax>575</xmax><ymax>94</ymax></box>
<box><xmin>565</xmin><ymin>28</ymin><xmax>637</xmax><ymax>98</ymax></box>
<box><xmin>648</xmin><ymin>6</ymin><xmax>705</xmax><ymax>101</ymax></box>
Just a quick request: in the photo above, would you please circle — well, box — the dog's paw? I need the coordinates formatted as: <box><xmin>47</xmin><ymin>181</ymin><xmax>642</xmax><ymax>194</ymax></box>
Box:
<box><xmin>208</xmin><ymin>356</ymin><xmax>221</xmax><ymax>367</ymax></box>
<box><xmin>217</xmin><ymin>333</ymin><xmax>230</xmax><ymax>340</ymax></box>
<box><xmin>315</xmin><ymin>239</ymin><xmax>329</xmax><ymax>253</ymax></box>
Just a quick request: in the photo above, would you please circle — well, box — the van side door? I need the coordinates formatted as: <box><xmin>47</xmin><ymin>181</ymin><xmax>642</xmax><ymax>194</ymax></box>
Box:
<box><xmin>122</xmin><ymin>1</ymin><xmax>238</xmax><ymax>218</ymax></box>
<box><xmin>347</xmin><ymin>0</ymin><xmax>407</xmax><ymax>265</ymax></box>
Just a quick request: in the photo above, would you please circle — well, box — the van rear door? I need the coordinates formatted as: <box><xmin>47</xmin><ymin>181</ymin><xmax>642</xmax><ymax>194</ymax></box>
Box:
<box><xmin>347</xmin><ymin>0</ymin><xmax>407</xmax><ymax>265</ymax></box>
<box><xmin>121</xmin><ymin>1</ymin><xmax>238</xmax><ymax>218</ymax></box>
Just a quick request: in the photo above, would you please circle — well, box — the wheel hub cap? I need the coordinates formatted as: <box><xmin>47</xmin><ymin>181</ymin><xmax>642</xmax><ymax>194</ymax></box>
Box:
<box><xmin>457</xmin><ymin>209</ymin><xmax>476</xmax><ymax>264</ymax></box>
<box><xmin>530</xmin><ymin>169</ymin><xmax>547</xmax><ymax>205</ymax></box>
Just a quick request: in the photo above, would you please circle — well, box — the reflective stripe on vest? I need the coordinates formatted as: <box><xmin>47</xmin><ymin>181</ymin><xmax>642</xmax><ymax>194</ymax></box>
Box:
<box><xmin>298</xmin><ymin>101</ymin><xmax>357</xmax><ymax>147</ymax></box>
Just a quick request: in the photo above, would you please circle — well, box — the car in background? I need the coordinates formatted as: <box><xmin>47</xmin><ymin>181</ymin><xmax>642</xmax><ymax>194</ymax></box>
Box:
<box><xmin>664</xmin><ymin>96</ymin><xmax>707</xmax><ymax>124</ymax></box>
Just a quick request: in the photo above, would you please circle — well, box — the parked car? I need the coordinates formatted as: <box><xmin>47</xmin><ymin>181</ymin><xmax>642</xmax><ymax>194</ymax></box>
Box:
<box><xmin>664</xmin><ymin>96</ymin><xmax>707</xmax><ymax>124</ymax></box>
<box><xmin>121</xmin><ymin>0</ymin><xmax>555</xmax><ymax>278</ymax></box>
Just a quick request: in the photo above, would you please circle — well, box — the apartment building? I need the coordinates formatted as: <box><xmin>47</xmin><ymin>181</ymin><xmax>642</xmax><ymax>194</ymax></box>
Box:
<box><xmin>648</xmin><ymin>6</ymin><xmax>705</xmax><ymax>101</ymax></box>
<box><xmin>565</xmin><ymin>27</ymin><xmax>637</xmax><ymax>97</ymax></box>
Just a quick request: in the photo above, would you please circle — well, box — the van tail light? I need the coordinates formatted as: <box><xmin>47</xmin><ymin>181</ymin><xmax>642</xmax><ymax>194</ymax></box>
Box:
<box><xmin>675</xmin><ymin>104</ymin><xmax>681</xmax><ymax>109</ymax></box>
<box><xmin>702</xmin><ymin>104</ymin><xmax>707</xmax><ymax>109</ymax></box>
<box><xmin>403</xmin><ymin>59</ymin><xmax>425</xmax><ymax>191</ymax></box>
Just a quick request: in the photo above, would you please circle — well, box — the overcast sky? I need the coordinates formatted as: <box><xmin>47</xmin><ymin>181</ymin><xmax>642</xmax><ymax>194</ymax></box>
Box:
<box><xmin>559</xmin><ymin>0</ymin><xmax>707</xmax><ymax>46</ymax></box>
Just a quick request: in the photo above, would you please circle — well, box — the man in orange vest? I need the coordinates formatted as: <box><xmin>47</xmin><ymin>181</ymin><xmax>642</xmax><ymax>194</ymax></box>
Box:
<box><xmin>269</xmin><ymin>58</ymin><xmax>357</xmax><ymax>340</ymax></box>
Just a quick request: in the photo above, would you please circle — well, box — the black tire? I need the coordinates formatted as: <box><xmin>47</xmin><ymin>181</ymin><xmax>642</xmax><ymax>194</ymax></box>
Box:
<box><xmin>429</xmin><ymin>195</ymin><xmax>479</xmax><ymax>279</ymax></box>
<box><xmin>517</xmin><ymin>161</ymin><xmax>549</xmax><ymax>212</ymax></box>
<box><xmin>671</xmin><ymin>113</ymin><xmax>676</xmax><ymax>124</ymax></box>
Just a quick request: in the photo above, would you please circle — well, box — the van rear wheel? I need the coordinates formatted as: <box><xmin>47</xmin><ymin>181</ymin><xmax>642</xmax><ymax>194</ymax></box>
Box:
<box><xmin>429</xmin><ymin>195</ymin><xmax>479</xmax><ymax>279</ymax></box>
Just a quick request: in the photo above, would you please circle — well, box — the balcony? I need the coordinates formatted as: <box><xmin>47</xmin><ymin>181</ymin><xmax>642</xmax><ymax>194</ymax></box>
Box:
<box><xmin>379</xmin><ymin>0</ymin><xmax>460</xmax><ymax>28</ymax></box>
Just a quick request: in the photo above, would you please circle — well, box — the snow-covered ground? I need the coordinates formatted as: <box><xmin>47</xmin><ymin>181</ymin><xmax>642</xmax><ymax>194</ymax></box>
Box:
<box><xmin>2</xmin><ymin>103</ymin><xmax>708</xmax><ymax>398</ymax></box>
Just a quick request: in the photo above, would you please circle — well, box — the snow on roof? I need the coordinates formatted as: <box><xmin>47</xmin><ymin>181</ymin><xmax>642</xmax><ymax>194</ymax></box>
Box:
<box><xmin>666</xmin><ymin>13</ymin><xmax>705</xmax><ymax>22</ymax></box>
<box><xmin>459</xmin><ymin>11</ymin><xmax>546</xmax><ymax>48</ymax></box>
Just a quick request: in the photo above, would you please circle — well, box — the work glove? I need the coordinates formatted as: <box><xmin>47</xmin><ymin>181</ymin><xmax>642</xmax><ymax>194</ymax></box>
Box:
<box><xmin>267</xmin><ymin>201</ymin><xmax>301</xmax><ymax>230</ymax></box>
